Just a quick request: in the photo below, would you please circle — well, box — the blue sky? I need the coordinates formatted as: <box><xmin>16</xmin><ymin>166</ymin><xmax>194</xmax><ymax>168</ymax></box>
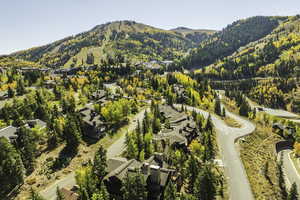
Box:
<box><xmin>1</xmin><ymin>0</ymin><xmax>299</xmax><ymax>55</ymax></box>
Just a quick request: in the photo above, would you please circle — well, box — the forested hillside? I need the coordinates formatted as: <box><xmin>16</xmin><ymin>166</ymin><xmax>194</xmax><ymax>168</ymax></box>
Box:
<box><xmin>181</xmin><ymin>16</ymin><xmax>285</xmax><ymax>69</ymax></box>
<box><xmin>200</xmin><ymin>16</ymin><xmax>300</xmax><ymax>112</ymax></box>
<box><xmin>11</xmin><ymin>21</ymin><xmax>211</xmax><ymax>68</ymax></box>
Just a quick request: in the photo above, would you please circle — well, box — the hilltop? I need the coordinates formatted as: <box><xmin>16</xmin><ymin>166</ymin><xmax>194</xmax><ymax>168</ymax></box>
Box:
<box><xmin>10</xmin><ymin>21</ymin><xmax>212</xmax><ymax>68</ymax></box>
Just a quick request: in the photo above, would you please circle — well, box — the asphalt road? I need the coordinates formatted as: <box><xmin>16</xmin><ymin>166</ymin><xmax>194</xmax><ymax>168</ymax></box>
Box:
<box><xmin>278</xmin><ymin>149</ymin><xmax>300</xmax><ymax>190</ymax></box>
<box><xmin>247</xmin><ymin>98</ymin><xmax>300</xmax><ymax>191</ymax></box>
<box><xmin>40</xmin><ymin>108</ymin><xmax>148</xmax><ymax>200</ymax></box>
<box><xmin>246</xmin><ymin>97</ymin><xmax>300</xmax><ymax>119</ymax></box>
<box><xmin>176</xmin><ymin>104</ymin><xmax>255</xmax><ymax>200</ymax></box>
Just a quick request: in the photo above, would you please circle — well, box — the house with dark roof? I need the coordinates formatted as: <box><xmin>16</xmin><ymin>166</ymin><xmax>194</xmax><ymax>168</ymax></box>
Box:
<box><xmin>91</xmin><ymin>90</ymin><xmax>106</xmax><ymax>101</ymax></box>
<box><xmin>154</xmin><ymin>105</ymin><xmax>199</xmax><ymax>151</ymax></box>
<box><xmin>79</xmin><ymin>105</ymin><xmax>107</xmax><ymax>139</ymax></box>
<box><xmin>104</xmin><ymin>153</ymin><xmax>174</xmax><ymax>200</ymax></box>
<box><xmin>25</xmin><ymin>119</ymin><xmax>47</xmax><ymax>129</ymax></box>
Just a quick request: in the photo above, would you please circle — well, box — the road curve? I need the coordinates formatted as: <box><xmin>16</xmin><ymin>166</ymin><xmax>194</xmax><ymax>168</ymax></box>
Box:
<box><xmin>40</xmin><ymin>108</ymin><xmax>148</xmax><ymax>200</ymax></box>
<box><xmin>175</xmin><ymin>104</ymin><xmax>255</xmax><ymax>200</ymax></box>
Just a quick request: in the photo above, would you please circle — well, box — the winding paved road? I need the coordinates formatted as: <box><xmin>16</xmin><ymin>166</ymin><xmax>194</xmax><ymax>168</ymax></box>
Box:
<box><xmin>175</xmin><ymin>104</ymin><xmax>255</xmax><ymax>200</ymax></box>
<box><xmin>40</xmin><ymin>108</ymin><xmax>148</xmax><ymax>200</ymax></box>
<box><xmin>247</xmin><ymin>97</ymin><xmax>300</xmax><ymax>190</ymax></box>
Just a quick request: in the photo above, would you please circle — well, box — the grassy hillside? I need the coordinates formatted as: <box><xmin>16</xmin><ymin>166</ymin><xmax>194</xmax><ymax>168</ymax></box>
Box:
<box><xmin>181</xmin><ymin>16</ymin><xmax>286</xmax><ymax>69</ymax></box>
<box><xmin>11</xmin><ymin>21</ymin><xmax>209</xmax><ymax>68</ymax></box>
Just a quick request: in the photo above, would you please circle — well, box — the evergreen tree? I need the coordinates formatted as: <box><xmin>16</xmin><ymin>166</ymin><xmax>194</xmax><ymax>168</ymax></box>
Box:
<box><xmin>63</xmin><ymin>115</ymin><xmax>81</xmax><ymax>152</ymax></box>
<box><xmin>92</xmin><ymin>145</ymin><xmax>107</xmax><ymax>181</ymax></box>
<box><xmin>16</xmin><ymin>79</ymin><xmax>26</xmax><ymax>95</ymax></box>
<box><xmin>186</xmin><ymin>155</ymin><xmax>199</xmax><ymax>193</ymax></box>
<box><xmin>0</xmin><ymin>137</ymin><xmax>25</xmax><ymax>196</ymax></box>
<box><xmin>91</xmin><ymin>182</ymin><xmax>110</xmax><ymax>200</ymax></box>
<box><xmin>205</xmin><ymin>114</ymin><xmax>214</xmax><ymax>133</ymax></box>
<box><xmin>214</xmin><ymin>98</ymin><xmax>221</xmax><ymax>116</ymax></box>
<box><xmin>288</xmin><ymin>182</ymin><xmax>299</xmax><ymax>200</ymax></box>
<box><xmin>222</xmin><ymin>107</ymin><xmax>226</xmax><ymax>117</ymax></box>
<box><xmin>16</xmin><ymin>126</ymin><xmax>37</xmax><ymax>173</ymax></box>
<box><xmin>121</xmin><ymin>171</ymin><xmax>147</xmax><ymax>200</ymax></box>
<box><xmin>164</xmin><ymin>181</ymin><xmax>178</xmax><ymax>200</ymax></box>
<box><xmin>7</xmin><ymin>86</ymin><xmax>15</xmax><ymax>98</ymax></box>
<box><xmin>193</xmin><ymin>165</ymin><xmax>217</xmax><ymax>200</ymax></box>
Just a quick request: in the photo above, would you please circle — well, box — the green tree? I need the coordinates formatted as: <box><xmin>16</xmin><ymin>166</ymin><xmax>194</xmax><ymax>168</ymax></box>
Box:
<box><xmin>164</xmin><ymin>181</ymin><xmax>178</xmax><ymax>200</ymax></box>
<box><xmin>63</xmin><ymin>115</ymin><xmax>81</xmax><ymax>152</ymax></box>
<box><xmin>193</xmin><ymin>165</ymin><xmax>218</xmax><ymax>200</ymax></box>
<box><xmin>16</xmin><ymin>126</ymin><xmax>37</xmax><ymax>173</ymax></box>
<box><xmin>28</xmin><ymin>188</ymin><xmax>46</xmax><ymax>200</ymax></box>
<box><xmin>288</xmin><ymin>182</ymin><xmax>298</xmax><ymax>200</ymax></box>
<box><xmin>0</xmin><ymin>137</ymin><xmax>25</xmax><ymax>196</ymax></box>
<box><xmin>92</xmin><ymin>145</ymin><xmax>107</xmax><ymax>181</ymax></box>
<box><xmin>121</xmin><ymin>171</ymin><xmax>147</xmax><ymax>200</ymax></box>
<box><xmin>214</xmin><ymin>98</ymin><xmax>221</xmax><ymax>116</ymax></box>
<box><xmin>7</xmin><ymin>86</ymin><xmax>15</xmax><ymax>98</ymax></box>
<box><xmin>91</xmin><ymin>182</ymin><xmax>110</xmax><ymax>200</ymax></box>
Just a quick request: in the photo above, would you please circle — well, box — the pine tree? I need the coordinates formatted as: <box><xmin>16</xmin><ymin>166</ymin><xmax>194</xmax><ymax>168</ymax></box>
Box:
<box><xmin>0</xmin><ymin>137</ymin><xmax>25</xmax><ymax>196</ymax></box>
<box><xmin>164</xmin><ymin>181</ymin><xmax>178</xmax><ymax>200</ymax></box>
<box><xmin>16</xmin><ymin>126</ymin><xmax>37</xmax><ymax>173</ymax></box>
<box><xmin>7</xmin><ymin>86</ymin><xmax>15</xmax><ymax>98</ymax></box>
<box><xmin>92</xmin><ymin>145</ymin><xmax>107</xmax><ymax>181</ymax></box>
<box><xmin>193</xmin><ymin>165</ymin><xmax>217</xmax><ymax>200</ymax></box>
<box><xmin>91</xmin><ymin>182</ymin><xmax>110</xmax><ymax>200</ymax></box>
<box><xmin>63</xmin><ymin>115</ymin><xmax>81</xmax><ymax>152</ymax></box>
<box><xmin>214</xmin><ymin>98</ymin><xmax>221</xmax><ymax>116</ymax></box>
<box><xmin>121</xmin><ymin>171</ymin><xmax>147</xmax><ymax>200</ymax></box>
<box><xmin>186</xmin><ymin>155</ymin><xmax>199</xmax><ymax>193</ymax></box>
<box><xmin>288</xmin><ymin>182</ymin><xmax>298</xmax><ymax>200</ymax></box>
<box><xmin>222</xmin><ymin>107</ymin><xmax>226</xmax><ymax>117</ymax></box>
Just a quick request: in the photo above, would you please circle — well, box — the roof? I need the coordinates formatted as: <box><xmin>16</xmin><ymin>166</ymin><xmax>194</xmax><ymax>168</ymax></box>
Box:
<box><xmin>159</xmin><ymin>105</ymin><xmax>186</xmax><ymax>122</ymax></box>
<box><xmin>0</xmin><ymin>126</ymin><xmax>18</xmax><ymax>141</ymax></box>
<box><xmin>26</xmin><ymin>119</ymin><xmax>47</xmax><ymax>128</ymax></box>
<box><xmin>79</xmin><ymin>105</ymin><xmax>104</xmax><ymax>127</ymax></box>
<box><xmin>92</xmin><ymin>90</ymin><xmax>106</xmax><ymax>99</ymax></box>
<box><xmin>105</xmin><ymin>159</ymin><xmax>143</xmax><ymax>180</ymax></box>
<box><xmin>107</xmin><ymin>157</ymin><xmax>128</xmax><ymax>173</ymax></box>
<box><xmin>59</xmin><ymin>187</ymin><xmax>79</xmax><ymax>200</ymax></box>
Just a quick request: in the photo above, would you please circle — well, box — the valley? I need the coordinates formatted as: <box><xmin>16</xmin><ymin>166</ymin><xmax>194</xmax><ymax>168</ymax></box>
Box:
<box><xmin>0</xmin><ymin>14</ymin><xmax>300</xmax><ymax>200</ymax></box>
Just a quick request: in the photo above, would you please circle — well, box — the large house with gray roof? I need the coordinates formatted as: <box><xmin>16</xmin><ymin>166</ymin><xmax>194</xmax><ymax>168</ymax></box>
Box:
<box><xmin>104</xmin><ymin>153</ymin><xmax>175</xmax><ymax>200</ymax></box>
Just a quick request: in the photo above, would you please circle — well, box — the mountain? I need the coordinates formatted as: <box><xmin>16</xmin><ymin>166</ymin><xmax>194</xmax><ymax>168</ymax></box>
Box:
<box><xmin>181</xmin><ymin>16</ymin><xmax>287</xmax><ymax>69</ymax></box>
<box><xmin>171</xmin><ymin>27</ymin><xmax>216</xmax><ymax>44</ymax></box>
<box><xmin>10</xmin><ymin>21</ymin><xmax>211</xmax><ymax>68</ymax></box>
<box><xmin>200</xmin><ymin>15</ymin><xmax>300</xmax><ymax>79</ymax></box>
<box><xmin>198</xmin><ymin>15</ymin><xmax>300</xmax><ymax>112</ymax></box>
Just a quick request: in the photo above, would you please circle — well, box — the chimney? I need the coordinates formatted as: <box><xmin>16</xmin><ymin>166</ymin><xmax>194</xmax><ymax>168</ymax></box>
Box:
<box><xmin>150</xmin><ymin>165</ymin><xmax>161</xmax><ymax>184</ymax></box>
<box><xmin>142</xmin><ymin>162</ymin><xmax>149</xmax><ymax>175</ymax></box>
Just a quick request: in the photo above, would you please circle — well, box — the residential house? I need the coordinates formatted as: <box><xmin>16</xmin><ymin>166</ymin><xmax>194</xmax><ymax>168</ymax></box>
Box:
<box><xmin>104</xmin><ymin>153</ymin><xmax>174</xmax><ymax>200</ymax></box>
<box><xmin>0</xmin><ymin>126</ymin><xmax>18</xmax><ymax>142</ymax></box>
<box><xmin>79</xmin><ymin>105</ymin><xmax>107</xmax><ymax>139</ymax></box>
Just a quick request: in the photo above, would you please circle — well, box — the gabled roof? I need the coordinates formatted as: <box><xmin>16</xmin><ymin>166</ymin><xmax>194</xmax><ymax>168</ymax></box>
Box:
<box><xmin>107</xmin><ymin>157</ymin><xmax>128</xmax><ymax>173</ymax></box>
<box><xmin>0</xmin><ymin>126</ymin><xmax>18</xmax><ymax>141</ymax></box>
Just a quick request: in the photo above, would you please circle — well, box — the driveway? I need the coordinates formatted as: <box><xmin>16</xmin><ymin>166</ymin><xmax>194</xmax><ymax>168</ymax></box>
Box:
<box><xmin>175</xmin><ymin>104</ymin><xmax>255</xmax><ymax>200</ymax></box>
<box><xmin>40</xmin><ymin>108</ymin><xmax>148</xmax><ymax>200</ymax></box>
